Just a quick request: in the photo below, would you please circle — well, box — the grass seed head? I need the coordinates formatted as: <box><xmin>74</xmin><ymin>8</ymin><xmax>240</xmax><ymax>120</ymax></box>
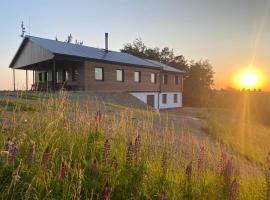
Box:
<box><xmin>90</xmin><ymin>159</ymin><xmax>98</xmax><ymax>176</ymax></box>
<box><xmin>103</xmin><ymin>139</ymin><xmax>110</xmax><ymax>164</ymax></box>
<box><xmin>126</xmin><ymin>142</ymin><xmax>133</xmax><ymax>166</ymax></box>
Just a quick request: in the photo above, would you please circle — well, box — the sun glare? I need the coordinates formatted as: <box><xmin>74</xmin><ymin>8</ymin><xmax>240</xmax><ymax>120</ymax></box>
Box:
<box><xmin>239</xmin><ymin>71</ymin><xmax>259</xmax><ymax>88</ymax></box>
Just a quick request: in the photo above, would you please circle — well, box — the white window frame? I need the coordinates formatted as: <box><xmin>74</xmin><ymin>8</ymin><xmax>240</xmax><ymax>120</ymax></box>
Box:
<box><xmin>95</xmin><ymin>67</ymin><xmax>104</xmax><ymax>81</ymax></box>
<box><xmin>151</xmin><ymin>73</ymin><xmax>156</xmax><ymax>83</ymax></box>
<box><xmin>134</xmin><ymin>71</ymin><xmax>141</xmax><ymax>82</ymax></box>
<box><xmin>116</xmin><ymin>69</ymin><xmax>124</xmax><ymax>82</ymax></box>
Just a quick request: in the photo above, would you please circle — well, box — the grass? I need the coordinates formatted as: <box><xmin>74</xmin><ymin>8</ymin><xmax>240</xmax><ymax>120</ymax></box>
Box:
<box><xmin>0</xmin><ymin>91</ymin><xmax>269</xmax><ymax>199</ymax></box>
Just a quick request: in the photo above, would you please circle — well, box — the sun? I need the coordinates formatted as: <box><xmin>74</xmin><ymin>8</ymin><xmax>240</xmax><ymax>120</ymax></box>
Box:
<box><xmin>239</xmin><ymin>71</ymin><xmax>259</xmax><ymax>88</ymax></box>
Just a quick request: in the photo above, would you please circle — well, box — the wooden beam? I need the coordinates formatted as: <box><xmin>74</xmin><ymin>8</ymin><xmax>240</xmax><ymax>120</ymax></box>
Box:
<box><xmin>13</xmin><ymin>69</ymin><xmax>16</xmax><ymax>91</ymax></box>
<box><xmin>52</xmin><ymin>60</ymin><xmax>56</xmax><ymax>91</ymax></box>
<box><xmin>26</xmin><ymin>69</ymin><xmax>28</xmax><ymax>91</ymax></box>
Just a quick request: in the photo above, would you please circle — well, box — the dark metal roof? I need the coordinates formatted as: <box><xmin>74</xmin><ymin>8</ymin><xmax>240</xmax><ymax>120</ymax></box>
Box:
<box><xmin>10</xmin><ymin>36</ymin><xmax>183</xmax><ymax>73</ymax></box>
<box><xmin>145</xmin><ymin>59</ymin><xmax>184</xmax><ymax>73</ymax></box>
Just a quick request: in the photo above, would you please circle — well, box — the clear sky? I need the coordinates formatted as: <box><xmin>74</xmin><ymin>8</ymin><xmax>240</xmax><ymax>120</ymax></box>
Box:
<box><xmin>0</xmin><ymin>0</ymin><xmax>269</xmax><ymax>90</ymax></box>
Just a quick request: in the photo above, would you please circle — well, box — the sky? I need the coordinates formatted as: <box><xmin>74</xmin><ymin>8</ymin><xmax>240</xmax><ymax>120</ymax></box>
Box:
<box><xmin>0</xmin><ymin>0</ymin><xmax>270</xmax><ymax>90</ymax></box>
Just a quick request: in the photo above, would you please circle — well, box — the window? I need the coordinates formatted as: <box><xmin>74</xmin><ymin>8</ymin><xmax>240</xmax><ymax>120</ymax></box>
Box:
<box><xmin>116</xmin><ymin>69</ymin><xmax>124</xmax><ymax>82</ymax></box>
<box><xmin>38</xmin><ymin>72</ymin><xmax>42</xmax><ymax>82</ymax></box>
<box><xmin>134</xmin><ymin>71</ymin><xmax>141</xmax><ymax>82</ymax></box>
<box><xmin>163</xmin><ymin>74</ymin><xmax>168</xmax><ymax>84</ymax></box>
<box><xmin>162</xmin><ymin>94</ymin><xmax>167</xmax><ymax>104</ymax></box>
<box><xmin>175</xmin><ymin>75</ymin><xmax>179</xmax><ymax>85</ymax></box>
<box><xmin>174</xmin><ymin>94</ymin><xmax>178</xmax><ymax>103</ymax></box>
<box><xmin>63</xmin><ymin>69</ymin><xmax>69</xmax><ymax>82</ymax></box>
<box><xmin>72</xmin><ymin>68</ymin><xmax>78</xmax><ymax>81</ymax></box>
<box><xmin>44</xmin><ymin>72</ymin><xmax>48</xmax><ymax>82</ymax></box>
<box><xmin>95</xmin><ymin>67</ymin><xmax>104</xmax><ymax>81</ymax></box>
<box><xmin>151</xmin><ymin>73</ymin><xmax>156</xmax><ymax>83</ymax></box>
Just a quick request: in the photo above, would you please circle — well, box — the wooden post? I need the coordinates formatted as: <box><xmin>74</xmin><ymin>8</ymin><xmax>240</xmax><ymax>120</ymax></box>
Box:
<box><xmin>13</xmin><ymin>69</ymin><xmax>16</xmax><ymax>91</ymax></box>
<box><xmin>26</xmin><ymin>69</ymin><xmax>28</xmax><ymax>91</ymax></box>
<box><xmin>52</xmin><ymin>60</ymin><xmax>56</xmax><ymax>91</ymax></box>
<box><xmin>32</xmin><ymin>69</ymin><xmax>35</xmax><ymax>90</ymax></box>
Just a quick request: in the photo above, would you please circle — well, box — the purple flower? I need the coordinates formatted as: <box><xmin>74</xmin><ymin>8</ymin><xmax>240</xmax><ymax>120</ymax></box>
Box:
<box><xmin>228</xmin><ymin>178</ymin><xmax>238</xmax><ymax>200</ymax></box>
<box><xmin>59</xmin><ymin>162</ymin><xmax>65</xmax><ymax>181</ymax></box>
<box><xmin>8</xmin><ymin>142</ymin><xmax>19</xmax><ymax>165</ymax></box>
<box><xmin>27</xmin><ymin>143</ymin><xmax>36</xmax><ymax>167</ymax></box>
<box><xmin>161</xmin><ymin>152</ymin><xmax>167</xmax><ymax>177</ymax></box>
<box><xmin>219</xmin><ymin>151</ymin><xmax>227</xmax><ymax>174</ymax></box>
<box><xmin>103</xmin><ymin>139</ymin><xmax>110</xmax><ymax>164</ymax></box>
<box><xmin>224</xmin><ymin>158</ymin><xmax>233</xmax><ymax>184</ymax></box>
<box><xmin>101</xmin><ymin>182</ymin><xmax>112</xmax><ymax>200</ymax></box>
<box><xmin>185</xmin><ymin>162</ymin><xmax>192</xmax><ymax>182</ymax></box>
<box><xmin>4</xmin><ymin>137</ymin><xmax>11</xmax><ymax>151</ymax></box>
<box><xmin>90</xmin><ymin>159</ymin><xmax>98</xmax><ymax>176</ymax></box>
<box><xmin>134</xmin><ymin>135</ymin><xmax>141</xmax><ymax>163</ymax></box>
<box><xmin>126</xmin><ymin>142</ymin><xmax>133</xmax><ymax>166</ymax></box>
<box><xmin>41</xmin><ymin>147</ymin><xmax>50</xmax><ymax>170</ymax></box>
<box><xmin>197</xmin><ymin>146</ymin><xmax>205</xmax><ymax>176</ymax></box>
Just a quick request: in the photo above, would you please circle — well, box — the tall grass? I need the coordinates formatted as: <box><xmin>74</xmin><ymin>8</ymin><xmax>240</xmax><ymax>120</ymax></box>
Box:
<box><xmin>0</xmin><ymin>92</ymin><xmax>268</xmax><ymax>199</ymax></box>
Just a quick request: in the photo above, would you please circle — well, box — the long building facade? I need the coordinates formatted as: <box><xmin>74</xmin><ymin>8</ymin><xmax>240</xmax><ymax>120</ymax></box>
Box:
<box><xmin>9</xmin><ymin>35</ymin><xmax>184</xmax><ymax>109</ymax></box>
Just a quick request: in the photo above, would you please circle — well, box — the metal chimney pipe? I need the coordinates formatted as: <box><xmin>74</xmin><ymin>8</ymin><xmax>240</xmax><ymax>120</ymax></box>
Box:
<box><xmin>105</xmin><ymin>33</ymin><xmax>108</xmax><ymax>51</ymax></box>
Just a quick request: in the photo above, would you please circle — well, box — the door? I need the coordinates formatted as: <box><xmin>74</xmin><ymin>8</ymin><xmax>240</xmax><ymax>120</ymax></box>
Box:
<box><xmin>146</xmin><ymin>95</ymin><xmax>155</xmax><ymax>108</ymax></box>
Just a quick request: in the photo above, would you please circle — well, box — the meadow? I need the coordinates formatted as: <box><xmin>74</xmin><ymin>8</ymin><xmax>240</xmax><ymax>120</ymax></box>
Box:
<box><xmin>0</xmin><ymin>91</ymin><xmax>269</xmax><ymax>200</ymax></box>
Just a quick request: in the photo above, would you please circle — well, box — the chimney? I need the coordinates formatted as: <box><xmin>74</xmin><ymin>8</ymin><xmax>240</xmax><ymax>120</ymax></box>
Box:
<box><xmin>105</xmin><ymin>33</ymin><xmax>108</xmax><ymax>51</ymax></box>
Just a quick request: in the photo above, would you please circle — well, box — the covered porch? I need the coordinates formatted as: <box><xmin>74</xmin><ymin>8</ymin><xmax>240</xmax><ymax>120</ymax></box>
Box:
<box><xmin>12</xmin><ymin>59</ymin><xmax>84</xmax><ymax>92</ymax></box>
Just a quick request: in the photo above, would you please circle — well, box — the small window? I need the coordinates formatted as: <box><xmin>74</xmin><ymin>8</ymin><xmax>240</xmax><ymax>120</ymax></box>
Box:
<box><xmin>95</xmin><ymin>67</ymin><xmax>104</xmax><ymax>81</ymax></box>
<box><xmin>72</xmin><ymin>68</ymin><xmax>78</xmax><ymax>81</ymax></box>
<box><xmin>163</xmin><ymin>74</ymin><xmax>168</xmax><ymax>84</ymax></box>
<box><xmin>116</xmin><ymin>69</ymin><xmax>124</xmax><ymax>82</ymax></box>
<box><xmin>63</xmin><ymin>69</ymin><xmax>69</xmax><ymax>82</ymax></box>
<box><xmin>162</xmin><ymin>94</ymin><xmax>167</xmax><ymax>104</ymax></box>
<box><xmin>174</xmin><ymin>94</ymin><xmax>178</xmax><ymax>103</ymax></box>
<box><xmin>38</xmin><ymin>72</ymin><xmax>42</xmax><ymax>82</ymax></box>
<box><xmin>151</xmin><ymin>73</ymin><xmax>156</xmax><ymax>83</ymax></box>
<box><xmin>175</xmin><ymin>75</ymin><xmax>179</xmax><ymax>85</ymax></box>
<box><xmin>134</xmin><ymin>71</ymin><xmax>141</xmax><ymax>82</ymax></box>
<box><xmin>44</xmin><ymin>72</ymin><xmax>48</xmax><ymax>82</ymax></box>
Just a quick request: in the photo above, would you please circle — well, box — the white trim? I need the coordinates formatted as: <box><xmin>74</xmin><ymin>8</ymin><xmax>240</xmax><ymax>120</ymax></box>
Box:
<box><xmin>130</xmin><ymin>92</ymin><xmax>182</xmax><ymax>109</ymax></box>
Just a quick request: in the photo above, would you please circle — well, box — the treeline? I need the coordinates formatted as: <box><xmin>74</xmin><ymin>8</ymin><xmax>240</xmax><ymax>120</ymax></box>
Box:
<box><xmin>120</xmin><ymin>39</ymin><xmax>214</xmax><ymax>107</ymax></box>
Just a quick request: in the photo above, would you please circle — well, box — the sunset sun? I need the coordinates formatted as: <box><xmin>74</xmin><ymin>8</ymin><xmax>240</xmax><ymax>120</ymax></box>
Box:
<box><xmin>239</xmin><ymin>71</ymin><xmax>259</xmax><ymax>88</ymax></box>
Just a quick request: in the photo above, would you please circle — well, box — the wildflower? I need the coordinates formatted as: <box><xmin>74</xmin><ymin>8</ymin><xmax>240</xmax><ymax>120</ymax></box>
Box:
<box><xmin>27</xmin><ymin>143</ymin><xmax>36</xmax><ymax>167</ymax></box>
<box><xmin>90</xmin><ymin>159</ymin><xmax>98</xmax><ymax>176</ymax></box>
<box><xmin>111</xmin><ymin>156</ymin><xmax>118</xmax><ymax>170</ymax></box>
<box><xmin>103</xmin><ymin>139</ymin><xmax>110</xmax><ymax>164</ymax></box>
<box><xmin>8</xmin><ymin>141</ymin><xmax>19</xmax><ymax>165</ymax></box>
<box><xmin>228</xmin><ymin>178</ymin><xmax>238</xmax><ymax>200</ymax></box>
<box><xmin>219</xmin><ymin>150</ymin><xmax>227</xmax><ymax>174</ymax></box>
<box><xmin>224</xmin><ymin>158</ymin><xmax>233</xmax><ymax>184</ymax></box>
<box><xmin>126</xmin><ymin>142</ymin><xmax>133</xmax><ymax>166</ymax></box>
<box><xmin>134</xmin><ymin>135</ymin><xmax>141</xmax><ymax>163</ymax></box>
<box><xmin>197</xmin><ymin>146</ymin><xmax>205</xmax><ymax>176</ymax></box>
<box><xmin>59</xmin><ymin>162</ymin><xmax>66</xmax><ymax>181</ymax></box>
<box><xmin>161</xmin><ymin>151</ymin><xmax>167</xmax><ymax>177</ymax></box>
<box><xmin>95</xmin><ymin>110</ymin><xmax>102</xmax><ymax>130</ymax></box>
<box><xmin>185</xmin><ymin>162</ymin><xmax>192</xmax><ymax>182</ymax></box>
<box><xmin>101</xmin><ymin>181</ymin><xmax>112</xmax><ymax>200</ymax></box>
<box><xmin>159</xmin><ymin>193</ymin><xmax>167</xmax><ymax>200</ymax></box>
<box><xmin>41</xmin><ymin>146</ymin><xmax>50</xmax><ymax>170</ymax></box>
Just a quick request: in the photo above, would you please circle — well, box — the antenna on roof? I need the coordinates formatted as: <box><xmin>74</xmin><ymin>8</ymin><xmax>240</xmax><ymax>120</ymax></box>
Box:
<box><xmin>20</xmin><ymin>21</ymin><xmax>26</xmax><ymax>38</ymax></box>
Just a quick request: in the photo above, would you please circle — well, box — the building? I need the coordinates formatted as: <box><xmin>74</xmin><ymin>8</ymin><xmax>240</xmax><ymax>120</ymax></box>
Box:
<box><xmin>9</xmin><ymin>34</ymin><xmax>184</xmax><ymax>109</ymax></box>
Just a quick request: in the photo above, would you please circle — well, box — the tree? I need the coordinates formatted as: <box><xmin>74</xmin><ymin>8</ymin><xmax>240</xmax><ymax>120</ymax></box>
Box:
<box><xmin>120</xmin><ymin>39</ymin><xmax>215</xmax><ymax>107</ymax></box>
<box><xmin>183</xmin><ymin>60</ymin><xmax>214</xmax><ymax>106</ymax></box>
